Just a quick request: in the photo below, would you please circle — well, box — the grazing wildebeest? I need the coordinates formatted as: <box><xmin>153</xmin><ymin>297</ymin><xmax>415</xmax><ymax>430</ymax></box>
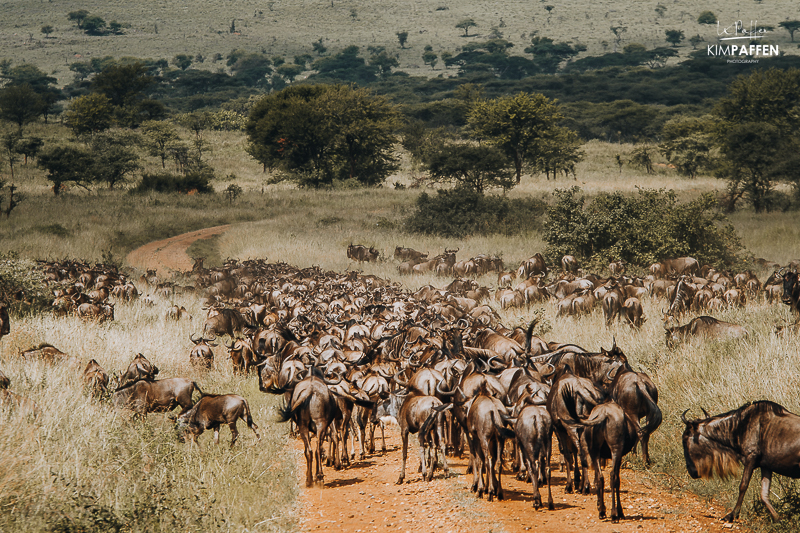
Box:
<box><xmin>580</xmin><ymin>400</ymin><xmax>640</xmax><ymax>523</ymax></box>
<box><xmin>373</xmin><ymin>391</ymin><xmax>450</xmax><ymax>484</ymax></box>
<box><xmin>119</xmin><ymin>353</ymin><xmax>159</xmax><ymax>386</ymax></box>
<box><xmin>113</xmin><ymin>377</ymin><xmax>203</xmax><ymax>418</ymax></box>
<box><xmin>177</xmin><ymin>394</ymin><xmax>260</xmax><ymax>447</ymax></box>
<box><xmin>347</xmin><ymin>244</ymin><xmax>379</xmax><ymax>263</ymax></box>
<box><xmin>82</xmin><ymin>359</ymin><xmax>109</xmax><ymax>397</ymax></box>
<box><xmin>622</xmin><ymin>297</ymin><xmax>645</xmax><ymax>328</ymax></box>
<box><xmin>189</xmin><ymin>333</ymin><xmax>217</xmax><ymax>369</ymax></box>
<box><xmin>682</xmin><ymin>401</ymin><xmax>800</xmax><ymax>522</ymax></box>
<box><xmin>663</xmin><ymin>315</ymin><xmax>748</xmax><ymax>348</ymax></box>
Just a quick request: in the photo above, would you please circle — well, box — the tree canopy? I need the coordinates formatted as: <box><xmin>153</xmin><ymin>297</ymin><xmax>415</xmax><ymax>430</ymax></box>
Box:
<box><xmin>246</xmin><ymin>84</ymin><xmax>400</xmax><ymax>187</ymax></box>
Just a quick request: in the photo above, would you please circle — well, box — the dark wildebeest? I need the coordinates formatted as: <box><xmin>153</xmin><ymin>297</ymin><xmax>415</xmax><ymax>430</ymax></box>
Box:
<box><xmin>561</xmin><ymin>255</ymin><xmax>578</xmax><ymax>274</ymax></box>
<box><xmin>225</xmin><ymin>338</ymin><xmax>259</xmax><ymax>374</ymax></box>
<box><xmin>663</xmin><ymin>315</ymin><xmax>748</xmax><ymax>348</ymax></box>
<box><xmin>277</xmin><ymin>375</ymin><xmax>342</xmax><ymax>487</ymax></box>
<box><xmin>512</xmin><ymin>403</ymin><xmax>554</xmax><ymax>510</ymax></box>
<box><xmin>606</xmin><ymin>368</ymin><xmax>661</xmax><ymax>466</ymax></box>
<box><xmin>682</xmin><ymin>401</ymin><xmax>800</xmax><ymax>522</ymax></box>
<box><xmin>580</xmin><ymin>400</ymin><xmax>640</xmax><ymax>523</ymax></box>
<box><xmin>177</xmin><ymin>394</ymin><xmax>260</xmax><ymax>447</ymax></box>
<box><xmin>189</xmin><ymin>333</ymin><xmax>217</xmax><ymax>369</ymax></box>
<box><xmin>82</xmin><ymin>359</ymin><xmax>109</xmax><ymax>397</ymax></box>
<box><xmin>0</xmin><ymin>302</ymin><xmax>9</xmax><ymax>340</ymax></box>
<box><xmin>467</xmin><ymin>394</ymin><xmax>515</xmax><ymax>501</ymax></box>
<box><xmin>120</xmin><ymin>353</ymin><xmax>159</xmax><ymax>386</ymax></box>
<box><xmin>782</xmin><ymin>270</ymin><xmax>799</xmax><ymax>318</ymax></box>
<box><xmin>622</xmin><ymin>297</ymin><xmax>645</xmax><ymax>328</ymax></box>
<box><xmin>347</xmin><ymin>244</ymin><xmax>379</xmax><ymax>263</ymax></box>
<box><xmin>517</xmin><ymin>253</ymin><xmax>548</xmax><ymax>280</ymax></box>
<box><xmin>113</xmin><ymin>377</ymin><xmax>203</xmax><ymax>418</ymax></box>
<box><xmin>373</xmin><ymin>391</ymin><xmax>450</xmax><ymax>484</ymax></box>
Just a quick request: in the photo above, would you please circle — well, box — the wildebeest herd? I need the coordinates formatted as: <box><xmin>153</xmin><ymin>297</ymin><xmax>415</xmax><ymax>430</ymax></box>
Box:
<box><xmin>0</xmin><ymin>251</ymin><xmax>799</xmax><ymax>524</ymax></box>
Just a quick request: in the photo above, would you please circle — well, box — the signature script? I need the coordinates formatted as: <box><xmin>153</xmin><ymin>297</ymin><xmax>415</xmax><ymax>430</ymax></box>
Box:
<box><xmin>717</xmin><ymin>20</ymin><xmax>768</xmax><ymax>40</ymax></box>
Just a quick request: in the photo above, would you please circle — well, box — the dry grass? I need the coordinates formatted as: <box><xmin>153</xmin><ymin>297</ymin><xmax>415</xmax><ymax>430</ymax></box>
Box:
<box><xmin>0</xmin><ymin>295</ymin><xmax>297</xmax><ymax>532</ymax></box>
<box><xmin>1</xmin><ymin>0</ymin><xmax>797</xmax><ymax>87</ymax></box>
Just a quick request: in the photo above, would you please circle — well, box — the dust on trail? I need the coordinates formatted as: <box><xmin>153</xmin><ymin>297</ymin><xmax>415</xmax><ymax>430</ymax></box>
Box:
<box><xmin>124</xmin><ymin>227</ymin><xmax>748</xmax><ymax>533</ymax></box>
<box><xmin>296</xmin><ymin>425</ymin><xmax>748</xmax><ymax>533</ymax></box>
<box><xmin>124</xmin><ymin>224</ymin><xmax>230</xmax><ymax>276</ymax></box>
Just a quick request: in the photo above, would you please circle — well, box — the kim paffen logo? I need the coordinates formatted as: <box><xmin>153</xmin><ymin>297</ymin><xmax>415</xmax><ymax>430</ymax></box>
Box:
<box><xmin>707</xmin><ymin>20</ymin><xmax>780</xmax><ymax>63</ymax></box>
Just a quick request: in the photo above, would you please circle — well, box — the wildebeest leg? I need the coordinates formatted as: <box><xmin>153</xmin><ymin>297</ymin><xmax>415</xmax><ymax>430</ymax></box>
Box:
<box><xmin>724</xmin><ymin>455</ymin><xmax>758</xmax><ymax>522</ymax></box>
<box><xmin>417</xmin><ymin>432</ymin><xmax>428</xmax><ymax>481</ymax></box>
<box><xmin>397</xmin><ymin>428</ymin><xmax>409</xmax><ymax>484</ymax></box>
<box><xmin>611</xmin><ymin>450</ymin><xmax>624</xmax><ymax>522</ymax></box>
<box><xmin>496</xmin><ymin>438</ymin><xmax>504</xmax><ymax>501</ymax></box>
<box><xmin>594</xmin><ymin>453</ymin><xmax>606</xmax><ymax>519</ymax></box>
<box><xmin>315</xmin><ymin>420</ymin><xmax>331</xmax><ymax>484</ymax></box>
<box><xmin>437</xmin><ymin>414</ymin><xmax>449</xmax><ymax>478</ymax></box>
<box><xmin>228</xmin><ymin>421</ymin><xmax>239</xmax><ymax>448</ymax></box>
<box><xmin>525</xmin><ymin>448</ymin><xmax>542</xmax><ymax>509</ymax></box>
<box><xmin>759</xmin><ymin>470</ymin><xmax>780</xmax><ymax>522</ymax></box>
<box><xmin>544</xmin><ymin>432</ymin><xmax>554</xmax><ymax>511</ymax></box>
<box><xmin>380</xmin><ymin>420</ymin><xmax>387</xmax><ymax>452</ymax></box>
<box><xmin>299</xmin><ymin>423</ymin><xmax>314</xmax><ymax>487</ymax></box>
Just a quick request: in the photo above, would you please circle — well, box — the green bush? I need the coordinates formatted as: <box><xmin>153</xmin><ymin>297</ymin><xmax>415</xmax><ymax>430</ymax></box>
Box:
<box><xmin>405</xmin><ymin>188</ymin><xmax>545</xmax><ymax>238</ymax></box>
<box><xmin>543</xmin><ymin>187</ymin><xmax>746</xmax><ymax>269</ymax></box>
<box><xmin>131</xmin><ymin>172</ymin><xmax>214</xmax><ymax>194</ymax></box>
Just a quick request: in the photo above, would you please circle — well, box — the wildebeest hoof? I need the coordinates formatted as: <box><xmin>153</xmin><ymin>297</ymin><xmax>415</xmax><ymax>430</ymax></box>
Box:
<box><xmin>548</xmin><ymin>502</ymin><xmax>555</xmax><ymax>511</ymax></box>
<box><xmin>396</xmin><ymin>478</ymin><xmax>404</xmax><ymax>485</ymax></box>
<box><xmin>722</xmin><ymin>512</ymin><xmax>735</xmax><ymax>522</ymax></box>
<box><xmin>599</xmin><ymin>510</ymin><xmax>606</xmax><ymax>519</ymax></box>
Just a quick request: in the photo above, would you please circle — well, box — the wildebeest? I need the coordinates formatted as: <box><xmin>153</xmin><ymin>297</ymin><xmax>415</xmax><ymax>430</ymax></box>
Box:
<box><xmin>225</xmin><ymin>338</ymin><xmax>259</xmax><ymax>374</ymax></box>
<box><xmin>0</xmin><ymin>302</ymin><xmax>9</xmax><ymax>340</ymax></box>
<box><xmin>189</xmin><ymin>333</ymin><xmax>217</xmax><ymax>368</ymax></box>
<box><xmin>202</xmin><ymin>307</ymin><xmax>249</xmax><ymax>339</ymax></box>
<box><xmin>76</xmin><ymin>302</ymin><xmax>114</xmax><ymax>322</ymax></box>
<box><xmin>166</xmin><ymin>305</ymin><xmax>191</xmax><ymax>321</ymax></box>
<box><xmin>393</xmin><ymin>246</ymin><xmax>427</xmax><ymax>262</ymax></box>
<box><xmin>512</xmin><ymin>403</ymin><xmax>554</xmax><ymax>510</ymax></box>
<box><xmin>177</xmin><ymin>394</ymin><xmax>260</xmax><ymax>447</ymax></box>
<box><xmin>517</xmin><ymin>253</ymin><xmax>548</xmax><ymax>280</ymax></box>
<box><xmin>580</xmin><ymin>400</ymin><xmax>640</xmax><ymax>522</ymax></box>
<box><xmin>119</xmin><ymin>353</ymin><xmax>159</xmax><ymax>386</ymax></box>
<box><xmin>607</xmin><ymin>368</ymin><xmax>661</xmax><ymax>466</ymax></box>
<box><xmin>782</xmin><ymin>270</ymin><xmax>799</xmax><ymax>318</ymax></box>
<box><xmin>622</xmin><ymin>297</ymin><xmax>644</xmax><ymax>328</ymax></box>
<box><xmin>21</xmin><ymin>343</ymin><xmax>72</xmax><ymax>364</ymax></box>
<box><xmin>467</xmin><ymin>394</ymin><xmax>514</xmax><ymax>501</ymax></box>
<box><xmin>113</xmin><ymin>377</ymin><xmax>203</xmax><ymax>418</ymax></box>
<box><xmin>682</xmin><ymin>401</ymin><xmax>800</xmax><ymax>522</ymax></box>
<box><xmin>373</xmin><ymin>391</ymin><xmax>450</xmax><ymax>484</ymax></box>
<box><xmin>82</xmin><ymin>359</ymin><xmax>109</xmax><ymax>397</ymax></box>
<box><xmin>659</xmin><ymin>257</ymin><xmax>700</xmax><ymax>277</ymax></box>
<box><xmin>663</xmin><ymin>316</ymin><xmax>748</xmax><ymax>348</ymax></box>
<box><xmin>347</xmin><ymin>244</ymin><xmax>379</xmax><ymax>263</ymax></box>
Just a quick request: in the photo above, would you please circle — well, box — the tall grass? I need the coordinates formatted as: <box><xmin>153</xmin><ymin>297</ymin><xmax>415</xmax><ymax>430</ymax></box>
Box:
<box><xmin>0</xmin><ymin>295</ymin><xmax>297</xmax><ymax>532</ymax></box>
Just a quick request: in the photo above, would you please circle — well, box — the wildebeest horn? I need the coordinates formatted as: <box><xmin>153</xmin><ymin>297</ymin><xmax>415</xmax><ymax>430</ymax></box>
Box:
<box><xmin>611</xmin><ymin>336</ymin><xmax>617</xmax><ymax>350</ymax></box>
<box><xmin>322</xmin><ymin>375</ymin><xmax>343</xmax><ymax>386</ymax></box>
<box><xmin>392</xmin><ymin>370</ymin><xmax>409</xmax><ymax>388</ymax></box>
<box><xmin>701</xmin><ymin>407</ymin><xmax>710</xmax><ymax>418</ymax></box>
<box><xmin>224</xmin><ymin>339</ymin><xmax>234</xmax><ymax>349</ymax></box>
<box><xmin>189</xmin><ymin>333</ymin><xmax>200</xmax><ymax>344</ymax></box>
<box><xmin>681</xmin><ymin>409</ymin><xmax>690</xmax><ymax>424</ymax></box>
<box><xmin>487</xmin><ymin>355</ymin><xmax>505</xmax><ymax>370</ymax></box>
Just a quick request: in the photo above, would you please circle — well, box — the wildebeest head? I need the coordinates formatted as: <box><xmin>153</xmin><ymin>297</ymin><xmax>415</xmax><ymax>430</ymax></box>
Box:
<box><xmin>120</xmin><ymin>353</ymin><xmax>159</xmax><ymax>387</ymax></box>
<box><xmin>681</xmin><ymin>409</ymin><xmax>741</xmax><ymax>481</ymax></box>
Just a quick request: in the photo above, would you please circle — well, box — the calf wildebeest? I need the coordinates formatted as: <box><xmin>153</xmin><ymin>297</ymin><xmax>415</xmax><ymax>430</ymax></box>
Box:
<box><xmin>82</xmin><ymin>359</ymin><xmax>109</xmax><ymax>397</ymax></box>
<box><xmin>580</xmin><ymin>400</ymin><xmax>640</xmax><ymax>523</ymax></box>
<box><xmin>177</xmin><ymin>394</ymin><xmax>260</xmax><ymax>447</ymax></box>
<box><xmin>113</xmin><ymin>377</ymin><xmax>203</xmax><ymax>418</ymax></box>
<box><xmin>373</xmin><ymin>391</ymin><xmax>450</xmax><ymax>484</ymax></box>
<box><xmin>0</xmin><ymin>302</ymin><xmax>9</xmax><ymax>340</ymax></box>
<box><xmin>663</xmin><ymin>315</ymin><xmax>748</xmax><ymax>348</ymax></box>
<box><xmin>119</xmin><ymin>353</ymin><xmax>159</xmax><ymax>386</ymax></box>
<box><xmin>347</xmin><ymin>244</ymin><xmax>379</xmax><ymax>263</ymax></box>
<box><xmin>189</xmin><ymin>333</ymin><xmax>217</xmax><ymax>368</ymax></box>
<box><xmin>682</xmin><ymin>401</ymin><xmax>800</xmax><ymax>522</ymax></box>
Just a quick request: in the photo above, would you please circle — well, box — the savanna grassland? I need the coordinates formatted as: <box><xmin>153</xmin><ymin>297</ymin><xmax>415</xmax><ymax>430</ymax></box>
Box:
<box><xmin>1</xmin><ymin>0</ymin><xmax>798</xmax><ymax>87</ymax></box>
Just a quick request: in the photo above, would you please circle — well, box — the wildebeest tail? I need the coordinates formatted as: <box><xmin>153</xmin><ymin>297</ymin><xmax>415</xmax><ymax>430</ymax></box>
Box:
<box><xmin>277</xmin><ymin>398</ymin><xmax>294</xmax><ymax>423</ymax></box>
<box><xmin>637</xmin><ymin>383</ymin><xmax>662</xmax><ymax>438</ymax></box>
<box><xmin>420</xmin><ymin>403</ymin><xmax>451</xmax><ymax>442</ymax></box>
<box><xmin>192</xmin><ymin>382</ymin><xmax>204</xmax><ymax>400</ymax></box>
<box><xmin>242</xmin><ymin>398</ymin><xmax>259</xmax><ymax>430</ymax></box>
<box><xmin>490</xmin><ymin>411</ymin><xmax>516</xmax><ymax>440</ymax></box>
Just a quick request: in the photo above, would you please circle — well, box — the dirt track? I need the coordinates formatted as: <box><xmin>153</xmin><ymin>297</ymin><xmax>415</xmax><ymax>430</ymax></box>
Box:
<box><xmin>125</xmin><ymin>226</ymin><xmax>748</xmax><ymax>533</ymax></box>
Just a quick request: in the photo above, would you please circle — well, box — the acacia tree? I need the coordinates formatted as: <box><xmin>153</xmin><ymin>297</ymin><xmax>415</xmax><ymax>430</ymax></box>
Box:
<box><xmin>245</xmin><ymin>84</ymin><xmax>400</xmax><ymax>186</ymax></box>
<box><xmin>779</xmin><ymin>20</ymin><xmax>800</xmax><ymax>42</ymax></box>
<box><xmin>422</xmin><ymin>143</ymin><xmax>514</xmax><ymax>193</ymax></box>
<box><xmin>140</xmin><ymin>121</ymin><xmax>179</xmax><ymax>168</ymax></box>
<box><xmin>468</xmin><ymin>92</ymin><xmax>565</xmax><ymax>183</ymax></box>
<box><xmin>713</xmin><ymin>68</ymin><xmax>800</xmax><ymax>212</ymax></box>
<box><xmin>659</xmin><ymin>116</ymin><xmax>714</xmax><ymax>178</ymax></box>
<box><xmin>37</xmin><ymin>145</ymin><xmax>93</xmax><ymax>195</ymax></box>
<box><xmin>456</xmin><ymin>18</ymin><xmax>477</xmax><ymax>37</ymax></box>
<box><xmin>665</xmin><ymin>29</ymin><xmax>685</xmax><ymax>47</ymax></box>
<box><xmin>88</xmin><ymin>132</ymin><xmax>141</xmax><ymax>189</ymax></box>
<box><xmin>0</xmin><ymin>84</ymin><xmax>44</xmax><ymax>131</ymax></box>
<box><xmin>63</xmin><ymin>93</ymin><xmax>113</xmax><ymax>135</ymax></box>
<box><xmin>396</xmin><ymin>31</ymin><xmax>409</xmax><ymax>49</ymax></box>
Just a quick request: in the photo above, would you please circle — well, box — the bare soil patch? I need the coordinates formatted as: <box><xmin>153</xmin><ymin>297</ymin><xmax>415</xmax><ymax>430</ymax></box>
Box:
<box><xmin>296</xmin><ymin>425</ymin><xmax>748</xmax><ymax>533</ymax></box>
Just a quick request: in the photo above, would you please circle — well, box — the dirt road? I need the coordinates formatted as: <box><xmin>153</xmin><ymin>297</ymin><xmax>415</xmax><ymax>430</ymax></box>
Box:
<box><xmin>124</xmin><ymin>224</ymin><xmax>230</xmax><ymax>277</ymax></box>
<box><xmin>296</xmin><ymin>426</ymin><xmax>745</xmax><ymax>533</ymax></box>
<box><xmin>125</xmin><ymin>226</ymin><xmax>747</xmax><ymax>533</ymax></box>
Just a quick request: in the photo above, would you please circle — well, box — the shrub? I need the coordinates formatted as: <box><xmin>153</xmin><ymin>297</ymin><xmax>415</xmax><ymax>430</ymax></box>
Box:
<box><xmin>0</xmin><ymin>253</ymin><xmax>53</xmax><ymax>316</ymax></box>
<box><xmin>543</xmin><ymin>187</ymin><xmax>746</xmax><ymax>270</ymax></box>
<box><xmin>131</xmin><ymin>172</ymin><xmax>214</xmax><ymax>194</ymax></box>
<box><xmin>405</xmin><ymin>187</ymin><xmax>546</xmax><ymax>238</ymax></box>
